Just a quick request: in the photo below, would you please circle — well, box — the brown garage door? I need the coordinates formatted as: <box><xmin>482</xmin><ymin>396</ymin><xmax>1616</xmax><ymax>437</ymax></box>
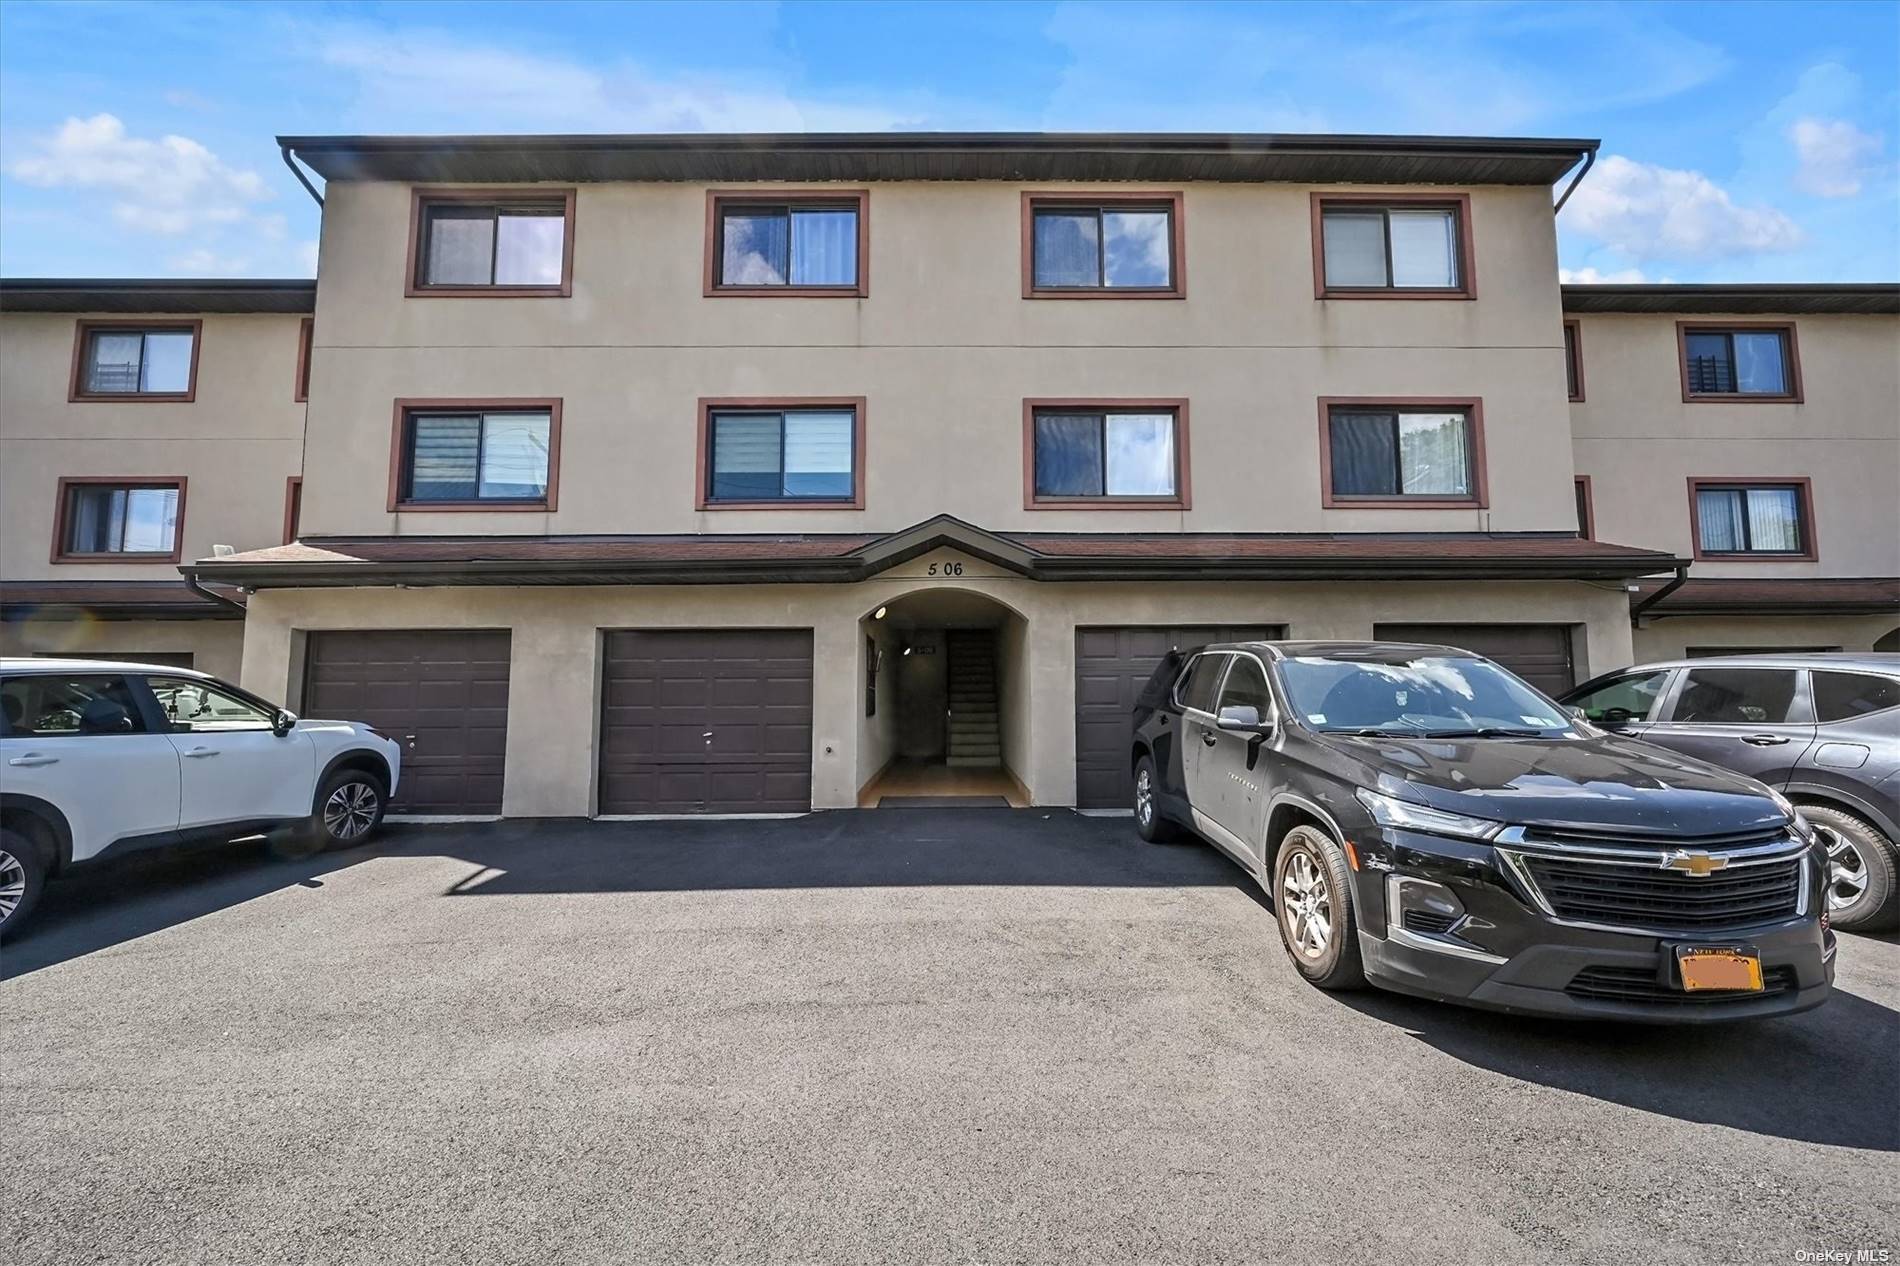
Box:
<box><xmin>599</xmin><ymin>629</ymin><xmax>813</xmax><ymax>815</ymax></box>
<box><xmin>1075</xmin><ymin>624</ymin><xmax>1283</xmax><ymax>810</ymax></box>
<box><xmin>1374</xmin><ymin>623</ymin><xmax>1575</xmax><ymax>696</ymax></box>
<box><xmin>302</xmin><ymin>629</ymin><xmax>511</xmax><ymax>814</ymax></box>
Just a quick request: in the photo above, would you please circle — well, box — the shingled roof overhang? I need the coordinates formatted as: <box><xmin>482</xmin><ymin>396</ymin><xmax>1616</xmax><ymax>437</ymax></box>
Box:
<box><xmin>277</xmin><ymin>131</ymin><xmax>1597</xmax><ymax>187</ymax></box>
<box><xmin>1562</xmin><ymin>283</ymin><xmax>1900</xmax><ymax>316</ymax></box>
<box><xmin>0</xmin><ymin>580</ymin><xmax>246</xmax><ymax>621</ymax></box>
<box><xmin>1630</xmin><ymin>577</ymin><xmax>1900</xmax><ymax>618</ymax></box>
<box><xmin>183</xmin><ymin>517</ymin><xmax>1682</xmax><ymax>589</ymax></box>
<box><xmin>0</xmin><ymin>278</ymin><xmax>317</xmax><ymax>315</ymax></box>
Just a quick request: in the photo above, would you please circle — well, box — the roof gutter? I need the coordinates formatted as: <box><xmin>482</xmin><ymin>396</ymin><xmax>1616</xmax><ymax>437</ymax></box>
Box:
<box><xmin>281</xmin><ymin>144</ymin><xmax>324</xmax><ymax>208</ymax></box>
<box><xmin>1552</xmin><ymin>144</ymin><xmax>1597</xmax><ymax>214</ymax></box>
<box><xmin>1629</xmin><ymin>563</ymin><xmax>1690</xmax><ymax>626</ymax></box>
<box><xmin>185</xmin><ymin>572</ymin><xmax>250</xmax><ymax>615</ymax></box>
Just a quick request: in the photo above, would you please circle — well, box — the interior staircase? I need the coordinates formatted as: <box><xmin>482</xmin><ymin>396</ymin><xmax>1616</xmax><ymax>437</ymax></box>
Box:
<box><xmin>945</xmin><ymin>630</ymin><xmax>1002</xmax><ymax>767</ymax></box>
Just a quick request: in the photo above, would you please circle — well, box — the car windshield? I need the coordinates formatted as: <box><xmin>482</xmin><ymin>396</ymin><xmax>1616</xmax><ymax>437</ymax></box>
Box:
<box><xmin>1276</xmin><ymin>653</ymin><xmax>1575</xmax><ymax>736</ymax></box>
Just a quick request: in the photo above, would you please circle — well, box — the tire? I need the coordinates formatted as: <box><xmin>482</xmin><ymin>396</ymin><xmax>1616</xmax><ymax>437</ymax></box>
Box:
<box><xmin>310</xmin><ymin>768</ymin><xmax>389</xmax><ymax>851</ymax></box>
<box><xmin>1272</xmin><ymin>825</ymin><xmax>1366</xmax><ymax>990</ymax></box>
<box><xmin>0</xmin><ymin>826</ymin><xmax>48</xmax><ymax>942</ymax></box>
<box><xmin>1132</xmin><ymin>754</ymin><xmax>1180</xmax><ymax>843</ymax></box>
<box><xmin>1805</xmin><ymin>805</ymin><xmax>1899</xmax><ymax>933</ymax></box>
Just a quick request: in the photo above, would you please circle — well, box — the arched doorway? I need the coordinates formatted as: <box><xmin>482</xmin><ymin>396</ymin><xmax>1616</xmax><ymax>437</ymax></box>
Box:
<box><xmin>857</xmin><ymin>587</ymin><xmax>1028</xmax><ymax>807</ymax></box>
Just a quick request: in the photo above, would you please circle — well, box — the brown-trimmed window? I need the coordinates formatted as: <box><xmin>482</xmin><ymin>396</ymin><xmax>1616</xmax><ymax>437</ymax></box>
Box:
<box><xmin>1024</xmin><ymin>194</ymin><xmax>1184</xmax><ymax>297</ymax></box>
<box><xmin>71</xmin><ymin>321</ymin><xmax>198</xmax><ymax>400</ymax></box>
<box><xmin>1314</xmin><ymin>195</ymin><xmax>1471</xmax><ymax>296</ymax></box>
<box><xmin>1690</xmin><ymin>479</ymin><xmax>1814</xmax><ymax>558</ymax></box>
<box><xmin>1680</xmin><ymin>324</ymin><xmax>1799</xmax><ymax>400</ymax></box>
<box><xmin>1025</xmin><ymin>401</ymin><xmax>1188</xmax><ymax>508</ymax></box>
<box><xmin>1320</xmin><ymin>399</ymin><xmax>1485</xmax><ymax>507</ymax></box>
<box><xmin>53</xmin><ymin>478</ymin><xmax>185</xmax><ymax>561</ymax></box>
<box><xmin>1574</xmin><ymin>476</ymin><xmax>1594</xmax><ymax>540</ymax></box>
<box><xmin>409</xmin><ymin>190</ymin><xmax>573</xmax><ymax>295</ymax></box>
<box><xmin>392</xmin><ymin>401</ymin><xmax>558</xmax><ymax>510</ymax></box>
<box><xmin>283</xmin><ymin>477</ymin><xmax>303</xmax><ymax>544</ymax></box>
<box><xmin>294</xmin><ymin>317</ymin><xmax>314</xmax><ymax>401</ymax></box>
<box><xmin>699</xmin><ymin>400</ymin><xmax>863</xmax><ymax>508</ymax></box>
<box><xmin>1563</xmin><ymin>319</ymin><xmax>1584</xmax><ymax>401</ymax></box>
<box><xmin>707</xmin><ymin>192</ymin><xmax>867</xmax><ymax>295</ymax></box>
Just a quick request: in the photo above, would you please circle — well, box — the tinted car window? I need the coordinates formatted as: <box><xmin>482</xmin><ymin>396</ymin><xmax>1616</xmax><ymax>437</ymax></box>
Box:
<box><xmin>1566</xmin><ymin>670</ymin><xmax>1671</xmax><ymax>724</ymax></box>
<box><xmin>1668</xmin><ymin>668</ymin><xmax>1798</xmax><ymax>724</ymax></box>
<box><xmin>1218</xmin><ymin>657</ymin><xmax>1274</xmax><ymax>716</ymax></box>
<box><xmin>1812</xmin><ymin>671</ymin><xmax>1900</xmax><ymax>722</ymax></box>
<box><xmin>1277</xmin><ymin>654</ymin><xmax>1570</xmax><ymax>734</ymax></box>
<box><xmin>0</xmin><ymin>674</ymin><xmax>147</xmax><ymax>737</ymax></box>
<box><xmin>1177</xmin><ymin>654</ymin><xmax>1229</xmax><ymax>713</ymax></box>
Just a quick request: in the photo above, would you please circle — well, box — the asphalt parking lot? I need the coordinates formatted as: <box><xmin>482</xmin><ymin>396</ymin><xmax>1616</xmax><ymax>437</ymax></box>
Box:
<box><xmin>4</xmin><ymin>810</ymin><xmax>1896</xmax><ymax>1265</ymax></box>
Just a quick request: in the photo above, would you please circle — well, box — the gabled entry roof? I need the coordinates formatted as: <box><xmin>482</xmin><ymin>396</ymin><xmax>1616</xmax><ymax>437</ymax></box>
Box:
<box><xmin>183</xmin><ymin>517</ymin><xmax>1682</xmax><ymax>589</ymax></box>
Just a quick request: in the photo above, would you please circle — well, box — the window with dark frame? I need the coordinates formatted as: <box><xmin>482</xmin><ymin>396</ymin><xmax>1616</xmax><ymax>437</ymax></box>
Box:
<box><xmin>295</xmin><ymin>318</ymin><xmax>314</xmax><ymax>401</ymax></box>
<box><xmin>78</xmin><ymin>326</ymin><xmax>195</xmax><ymax>396</ymax></box>
<box><xmin>1030</xmin><ymin>407</ymin><xmax>1181</xmax><ymax>500</ymax></box>
<box><xmin>1325</xmin><ymin>406</ymin><xmax>1476</xmax><ymax>500</ymax></box>
<box><xmin>715</xmin><ymin>201</ymin><xmax>860</xmax><ymax>289</ymax></box>
<box><xmin>1030</xmin><ymin>202</ymin><xmax>1176</xmax><ymax>290</ymax></box>
<box><xmin>1683</xmin><ymin>327</ymin><xmax>1793</xmax><ymax>396</ymax></box>
<box><xmin>705</xmin><ymin>406</ymin><xmax>858</xmax><ymax>503</ymax></box>
<box><xmin>1574</xmin><ymin>477</ymin><xmax>1592</xmax><ymax>539</ymax></box>
<box><xmin>59</xmin><ymin>482</ymin><xmax>182</xmax><ymax>556</ymax></box>
<box><xmin>1320</xmin><ymin>202</ymin><xmax>1463</xmax><ymax>291</ymax></box>
<box><xmin>399</xmin><ymin>408</ymin><xmax>553</xmax><ymax>504</ymax></box>
<box><xmin>1563</xmin><ymin>321</ymin><xmax>1583</xmax><ymax>400</ymax></box>
<box><xmin>1693</xmin><ymin>482</ymin><xmax>1810</xmax><ymax>555</ymax></box>
<box><xmin>416</xmin><ymin>198</ymin><xmax>567</xmax><ymax>289</ymax></box>
<box><xmin>283</xmin><ymin>477</ymin><xmax>303</xmax><ymax>544</ymax></box>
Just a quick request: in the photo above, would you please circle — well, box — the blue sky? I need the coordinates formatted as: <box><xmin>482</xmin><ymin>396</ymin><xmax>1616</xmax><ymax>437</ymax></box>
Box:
<box><xmin>1</xmin><ymin>0</ymin><xmax>1894</xmax><ymax>283</ymax></box>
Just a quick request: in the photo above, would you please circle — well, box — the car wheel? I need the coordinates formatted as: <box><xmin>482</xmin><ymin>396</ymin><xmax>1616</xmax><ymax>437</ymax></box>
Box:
<box><xmin>313</xmin><ymin>768</ymin><xmax>389</xmax><ymax>851</ymax></box>
<box><xmin>0</xmin><ymin>826</ymin><xmax>48</xmax><ymax>942</ymax></box>
<box><xmin>1133</xmin><ymin>755</ymin><xmax>1179</xmax><ymax>843</ymax></box>
<box><xmin>1272</xmin><ymin>825</ymin><xmax>1365</xmax><ymax>990</ymax></box>
<box><xmin>1805</xmin><ymin>805</ymin><xmax>1899</xmax><ymax>932</ymax></box>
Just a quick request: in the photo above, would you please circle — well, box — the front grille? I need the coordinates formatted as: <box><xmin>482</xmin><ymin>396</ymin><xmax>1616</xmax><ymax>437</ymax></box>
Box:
<box><xmin>1523</xmin><ymin>854</ymin><xmax>1802</xmax><ymax>931</ymax></box>
<box><xmin>1566</xmin><ymin>964</ymin><xmax>1799</xmax><ymax>1006</ymax></box>
<box><xmin>1401</xmin><ymin>909</ymin><xmax>1460</xmax><ymax>935</ymax></box>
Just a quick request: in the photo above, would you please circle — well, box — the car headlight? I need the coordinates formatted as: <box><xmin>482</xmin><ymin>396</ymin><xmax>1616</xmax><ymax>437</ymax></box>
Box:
<box><xmin>1355</xmin><ymin>788</ymin><xmax>1505</xmax><ymax>841</ymax></box>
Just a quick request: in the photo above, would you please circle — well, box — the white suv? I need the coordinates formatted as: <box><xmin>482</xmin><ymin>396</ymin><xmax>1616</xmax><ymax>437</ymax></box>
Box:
<box><xmin>0</xmin><ymin>658</ymin><xmax>402</xmax><ymax>939</ymax></box>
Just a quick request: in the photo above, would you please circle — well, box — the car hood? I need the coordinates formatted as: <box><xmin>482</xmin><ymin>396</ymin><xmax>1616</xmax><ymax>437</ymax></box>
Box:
<box><xmin>1322</xmin><ymin>730</ymin><xmax>1791</xmax><ymax>837</ymax></box>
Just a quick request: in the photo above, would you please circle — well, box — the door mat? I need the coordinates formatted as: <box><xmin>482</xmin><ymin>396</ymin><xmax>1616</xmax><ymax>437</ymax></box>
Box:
<box><xmin>876</xmin><ymin>796</ymin><xmax>1013</xmax><ymax>808</ymax></box>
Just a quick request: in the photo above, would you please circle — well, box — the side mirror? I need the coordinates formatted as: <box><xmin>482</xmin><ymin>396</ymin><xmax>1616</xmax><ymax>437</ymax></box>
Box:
<box><xmin>1217</xmin><ymin>704</ymin><xmax>1269</xmax><ymax>733</ymax></box>
<box><xmin>272</xmin><ymin>709</ymin><xmax>298</xmax><ymax>738</ymax></box>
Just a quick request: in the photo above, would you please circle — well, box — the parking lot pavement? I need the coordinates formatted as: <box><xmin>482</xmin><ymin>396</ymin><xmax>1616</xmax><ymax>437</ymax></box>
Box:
<box><xmin>5</xmin><ymin>810</ymin><xmax>1896</xmax><ymax>1265</ymax></box>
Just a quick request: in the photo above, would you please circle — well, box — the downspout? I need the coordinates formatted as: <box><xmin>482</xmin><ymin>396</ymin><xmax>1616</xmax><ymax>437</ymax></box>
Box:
<box><xmin>1629</xmin><ymin>564</ymin><xmax>1689</xmax><ymax>627</ymax></box>
<box><xmin>1553</xmin><ymin>145</ymin><xmax>1597</xmax><ymax>215</ymax></box>
<box><xmin>281</xmin><ymin>144</ymin><xmax>324</xmax><ymax>208</ymax></box>
<box><xmin>185</xmin><ymin>572</ymin><xmax>250</xmax><ymax>615</ymax></box>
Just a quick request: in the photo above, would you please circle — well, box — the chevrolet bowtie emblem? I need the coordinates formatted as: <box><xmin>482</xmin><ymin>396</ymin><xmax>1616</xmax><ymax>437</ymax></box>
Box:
<box><xmin>1663</xmin><ymin>850</ymin><xmax>1728</xmax><ymax>877</ymax></box>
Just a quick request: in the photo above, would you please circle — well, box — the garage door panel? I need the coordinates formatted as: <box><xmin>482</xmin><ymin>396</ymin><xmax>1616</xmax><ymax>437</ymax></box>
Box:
<box><xmin>1074</xmin><ymin>624</ymin><xmax>1284</xmax><ymax>810</ymax></box>
<box><xmin>303</xmin><ymin>629</ymin><xmax>511</xmax><ymax>815</ymax></box>
<box><xmin>599</xmin><ymin>629</ymin><xmax>814</xmax><ymax>815</ymax></box>
<box><xmin>1373</xmin><ymin>624</ymin><xmax>1575</xmax><ymax>697</ymax></box>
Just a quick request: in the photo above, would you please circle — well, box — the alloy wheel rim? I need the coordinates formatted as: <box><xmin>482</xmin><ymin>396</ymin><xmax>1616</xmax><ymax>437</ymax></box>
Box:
<box><xmin>1135</xmin><ymin>768</ymin><xmax>1153</xmax><ymax>825</ymax></box>
<box><xmin>323</xmin><ymin>782</ymin><xmax>378</xmax><ymax>840</ymax></box>
<box><xmin>1819</xmin><ymin>827</ymin><xmax>1870</xmax><ymax>911</ymax></box>
<box><xmin>0</xmin><ymin>848</ymin><xmax>23</xmax><ymax>924</ymax></box>
<box><xmin>1281</xmin><ymin>849</ymin><xmax>1332</xmax><ymax>959</ymax></box>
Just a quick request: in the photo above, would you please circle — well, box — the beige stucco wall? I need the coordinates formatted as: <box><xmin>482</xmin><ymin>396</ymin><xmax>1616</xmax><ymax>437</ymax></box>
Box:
<box><xmin>1570</xmin><ymin>311</ymin><xmax>1900</xmax><ymax>577</ymax></box>
<box><xmin>302</xmin><ymin>179</ymin><xmax>1579</xmax><ymax>541</ymax></box>
<box><xmin>1633</xmin><ymin>614</ymin><xmax>1899</xmax><ymax>662</ymax></box>
<box><xmin>239</xmin><ymin>558</ymin><xmax>1632</xmax><ymax>817</ymax></box>
<box><xmin>0</xmin><ymin>310</ymin><xmax>308</xmax><ymax>581</ymax></box>
<box><xmin>0</xmin><ymin>616</ymin><xmax>245</xmax><ymax>680</ymax></box>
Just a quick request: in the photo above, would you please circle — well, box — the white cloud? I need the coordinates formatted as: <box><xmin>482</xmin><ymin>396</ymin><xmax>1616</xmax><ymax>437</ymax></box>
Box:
<box><xmin>1558</xmin><ymin>266</ymin><xmax>1649</xmax><ymax>285</ymax></box>
<box><xmin>1561</xmin><ymin>154</ymin><xmax>1804</xmax><ymax>261</ymax></box>
<box><xmin>10</xmin><ymin>113</ymin><xmax>272</xmax><ymax>236</ymax></box>
<box><xmin>1787</xmin><ymin>117</ymin><xmax>1885</xmax><ymax>199</ymax></box>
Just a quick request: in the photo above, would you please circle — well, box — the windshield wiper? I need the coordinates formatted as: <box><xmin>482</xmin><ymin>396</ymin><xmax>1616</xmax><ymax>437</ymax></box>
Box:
<box><xmin>1419</xmin><ymin>727</ymin><xmax>1547</xmax><ymax>738</ymax></box>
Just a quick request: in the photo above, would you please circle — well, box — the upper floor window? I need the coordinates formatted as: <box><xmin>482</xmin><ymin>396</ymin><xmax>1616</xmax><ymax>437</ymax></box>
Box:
<box><xmin>707</xmin><ymin>192</ymin><xmax>867</xmax><ymax>295</ymax></box>
<box><xmin>698</xmin><ymin>398</ymin><xmax>864</xmax><ymax>509</ymax></box>
<box><xmin>1563</xmin><ymin>319</ymin><xmax>1584</xmax><ymax>401</ymax></box>
<box><xmin>1320</xmin><ymin>399</ymin><xmax>1485</xmax><ymax>507</ymax></box>
<box><xmin>54</xmin><ymin>478</ymin><xmax>185</xmax><ymax>561</ymax></box>
<box><xmin>71</xmin><ymin>321</ymin><xmax>198</xmax><ymax>401</ymax></box>
<box><xmin>1680</xmin><ymin>324</ymin><xmax>1799</xmax><ymax>400</ymax></box>
<box><xmin>1023</xmin><ymin>194</ymin><xmax>1184</xmax><ymax>297</ymax></box>
<box><xmin>392</xmin><ymin>400</ymin><xmax>559</xmax><ymax>510</ymax></box>
<box><xmin>1314</xmin><ymin>195</ymin><xmax>1472</xmax><ymax>297</ymax></box>
<box><xmin>1025</xmin><ymin>400</ymin><xmax>1188</xmax><ymax>508</ymax></box>
<box><xmin>294</xmin><ymin>318</ymin><xmax>314</xmax><ymax>402</ymax></box>
<box><xmin>409</xmin><ymin>190</ymin><xmax>573</xmax><ymax>296</ymax></box>
<box><xmin>1690</xmin><ymin>479</ymin><xmax>1813</xmax><ymax>559</ymax></box>
<box><xmin>1574</xmin><ymin>476</ymin><xmax>1594</xmax><ymax>539</ymax></box>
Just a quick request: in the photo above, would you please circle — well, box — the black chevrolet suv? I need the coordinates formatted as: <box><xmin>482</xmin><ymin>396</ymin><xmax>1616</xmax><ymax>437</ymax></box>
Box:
<box><xmin>1130</xmin><ymin>641</ymin><xmax>1834</xmax><ymax>1021</ymax></box>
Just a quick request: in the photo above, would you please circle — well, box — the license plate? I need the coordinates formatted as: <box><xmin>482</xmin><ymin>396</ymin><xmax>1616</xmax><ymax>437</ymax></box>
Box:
<box><xmin>1674</xmin><ymin>945</ymin><xmax>1764</xmax><ymax>992</ymax></box>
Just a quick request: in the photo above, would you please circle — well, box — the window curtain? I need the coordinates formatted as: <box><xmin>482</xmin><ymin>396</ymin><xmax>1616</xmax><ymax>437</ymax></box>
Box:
<box><xmin>120</xmin><ymin>488</ymin><xmax>178</xmax><ymax>552</ymax></box>
<box><xmin>1033</xmin><ymin>211</ymin><xmax>1099</xmax><ymax>287</ymax></box>
<box><xmin>1034</xmin><ymin>413</ymin><xmax>1105</xmax><ymax>495</ymax></box>
<box><xmin>710</xmin><ymin>414</ymin><xmax>782</xmax><ymax>500</ymax></box>
<box><xmin>722</xmin><ymin>212</ymin><xmax>789</xmax><ymax>285</ymax></box>
<box><xmin>1104</xmin><ymin>413</ymin><xmax>1175</xmax><ymax>495</ymax></box>
<box><xmin>1696</xmin><ymin>488</ymin><xmax>1747</xmax><ymax>551</ymax></box>
<box><xmin>790</xmin><ymin>209</ymin><xmax>857</xmax><ymax>286</ymax></box>
<box><xmin>478</xmin><ymin>413</ymin><xmax>551</xmax><ymax>499</ymax></box>
<box><xmin>1397</xmin><ymin>412</ymin><xmax>1470</xmax><ymax>495</ymax></box>
<box><xmin>1328</xmin><ymin>412</ymin><xmax>1398</xmax><ymax>496</ymax></box>
<box><xmin>1744</xmin><ymin>487</ymin><xmax>1801</xmax><ymax>551</ymax></box>
<box><xmin>67</xmin><ymin>486</ymin><xmax>124</xmax><ymax>552</ymax></box>
<box><xmin>409</xmin><ymin>415</ymin><xmax>482</xmax><ymax>500</ymax></box>
<box><xmin>782</xmin><ymin>411</ymin><xmax>854</xmax><ymax>497</ymax></box>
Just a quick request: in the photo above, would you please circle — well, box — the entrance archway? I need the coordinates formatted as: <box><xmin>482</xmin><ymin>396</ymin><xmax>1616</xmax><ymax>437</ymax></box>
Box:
<box><xmin>857</xmin><ymin>588</ymin><xmax>1028</xmax><ymax>807</ymax></box>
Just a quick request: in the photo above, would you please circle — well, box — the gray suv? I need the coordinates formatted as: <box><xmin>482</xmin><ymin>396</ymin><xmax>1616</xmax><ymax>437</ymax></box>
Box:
<box><xmin>1562</xmin><ymin>654</ymin><xmax>1900</xmax><ymax>931</ymax></box>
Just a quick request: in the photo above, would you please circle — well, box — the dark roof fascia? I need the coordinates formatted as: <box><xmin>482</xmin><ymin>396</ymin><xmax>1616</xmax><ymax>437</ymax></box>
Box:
<box><xmin>276</xmin><ymin>131</ymin><xmax>1597</xmax><ymax>187</ymax></box>
<box><xmin>0</xmin><ymin>278</ymin><xmax>317</xmax><ymax>314</ymax></box>
<box><xmin>1562</xmin><ymin>284</ymin><xmax>1900</xmax><ymax>316</ymax></box>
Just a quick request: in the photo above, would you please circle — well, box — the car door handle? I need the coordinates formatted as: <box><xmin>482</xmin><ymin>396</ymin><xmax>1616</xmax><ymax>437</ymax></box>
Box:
<box><xmin>182</xmin><ymin>746</ymin><xmax>220</xmax><ymax>758</ymax></box>
<box><xmin>1741</xmin><ymin>734</ymin><xmax>1790</xmax><ymax>746</ymax></box>
<box><xmin>6</xmin><ymin>753</ymin><xmax>57</xmax><ymax>767</ymax></box>
<box><xmin>1201</xmin><ymin>730</ymin><xmax>1218</xmax><ymax>747</ymax></box>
